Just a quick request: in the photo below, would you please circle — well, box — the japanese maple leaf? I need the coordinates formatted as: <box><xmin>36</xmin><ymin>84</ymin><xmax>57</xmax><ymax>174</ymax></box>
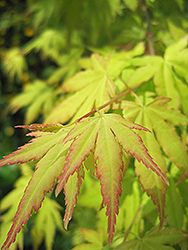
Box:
<box><xmin>45</xmin><ymin>53</ymin><xmax>117</xmax><ymax>124</ymax></box>
<box><xmin>10</xmin><ymin>80</ymin><xmax>57</xmax><ymax>124</ymax></box>
<box><xmin>114</xmin><ymin>226</ymin><xmax>188</xmax><ymax>250</ymax></box>
<box><xmin>125</xmin><ymin>36</ymin><xmax>188</xmax><ymax>113</ymax></box>
<box><xmin>0</xmin><ymin>115</ymin><xmax>168</xmax><ymax>249</ymax></box>
<box><xmin>0</xmin><ymin>124</ymin><xmax>72</xmax><ymax>250</ymax></box>
<box><xmin>55</xmin><ymin>113</ymin><xmax>168</xmax><ymax>244</ymax></box>
<box><xmin>122</xmin><ymin>97</ymin><xmax>188</xmax><ymax>179</ymax></box>
<box><xmin>120</xmin><ymin>96</ymin><xmax>188</xmax><ymax>225</ymax></box>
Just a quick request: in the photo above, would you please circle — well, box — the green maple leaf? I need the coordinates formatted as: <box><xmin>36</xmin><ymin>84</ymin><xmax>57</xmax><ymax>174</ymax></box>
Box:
<box><xmin>10</xmin><ymin>80</ymin><xmax>57</xmax><ymax>124</ymax></box>
<box><xmin>125</xmin><ymin>36</ymin><xmax>188</xmax><ymax>113</ymax></box>
<box><xmin>121</xmin><ymin>96</ymin><xmax>188</xmax><ymax>220</ymax></box>
<box><xmin>0</xmin><ymin>164</ymin><xmax>32</xmax><ymax>250</ymax></box>
<box><xmin>45</xmin><ymin>53</ymin><xmax>127</xmax><ymax>124</ymax></box>
<box><xmin>24</xmin><ymin>29</ymin><xmax>66</xmax><ymax>62</ymax></box>
<box><xmin>31</xmin><ymin>197</ymin><xmax>65</xmax><ymax>250</ymax></box>
<box><xmin>71</xmin><ymin>228</ymin><xmax>104</xmax><ymax>250</ymax></box>
<box><xmin>0</xmin><ymin>114</ymin><xmax>168</xmax><ymax>249</ymax></box>
<box><xmin>114</xmin><ymin>227</ymin><xmax>188</xmax><ymax>250</ymax></box>
<box><xmin>2</xmin><ymin>48</ymin><xmax>28</xmax><ymax>80</ymax></box>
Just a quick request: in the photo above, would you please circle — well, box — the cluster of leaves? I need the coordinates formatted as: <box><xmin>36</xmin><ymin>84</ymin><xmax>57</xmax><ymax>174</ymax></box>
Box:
<box><xmin>0</xmin><ymin>0</ymin><xmax>188</xmax><ymax>250</ymax></box>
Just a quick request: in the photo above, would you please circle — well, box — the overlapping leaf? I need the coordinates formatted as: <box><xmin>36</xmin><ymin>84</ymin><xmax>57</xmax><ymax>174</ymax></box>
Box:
<box><xmin>122</xmin><ymin>96</ymin><xmax>188</xmax><ymax>180</ymax></box>
<box><xmin>31</xmin><ymin>197</ymin><xmax>65</xmax><ymax>250</ymax></box>
<box><xmin>114</xmin><ymin>227</ymin><xmax>188</xmax><ymax>250</ymax></box>
<box><xmin>0</xmin><ymin>113</ymin><xmax>168</xmax><ymax>249</ymax></box>
<box><xmin>45</xmin><ymin>53</ymin><xmax>127</xmax><ymax>124</ymax></box>
<box><xmin>55</xmin><ymin>113</ymin><xmax>168</xmax><ymax>244</ymax></box>
<box><xmin>0</xmin><ymin>165</ymin><xmax>32</xmax><ymax>250</ymax></box>
<box><xmin>63</xmin><ymin>167</ymin><xmax>84</xmax><ymax>230</ymax></box>
<box><xmin>0</xmin><ymin>125</ymin><xmax>72</xmax><ymax>250</ymax></box>
<box><xmin>71</xmin><ymin>228</ymin><xmax>104</xmax><ymax>250</ymax></box>
<box><xmin>121</xmin><ymin>96</ymin><xmax>188</xmax><ymax>228</ymax></box>
<box><xmin>125</xmin><ymin>36</ymin><xmax>188</xmax><ymax>113</ymax></box>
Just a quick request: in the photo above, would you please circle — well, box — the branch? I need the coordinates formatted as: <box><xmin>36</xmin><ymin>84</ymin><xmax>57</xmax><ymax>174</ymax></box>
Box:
<box><xmin>76</xmin><ymin>88</ymin><xmax>132</xmax><ymax>123</ymax></box>
<box><xmin>142</xmin><ymin>0</ymin><xmax>155</xmax><ymax>55</ymax></box>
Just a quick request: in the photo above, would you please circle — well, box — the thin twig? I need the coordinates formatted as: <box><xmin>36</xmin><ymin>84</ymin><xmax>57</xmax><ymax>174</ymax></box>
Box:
<box><xmin>142</xmin><ymin>0</ymin><xmax>155</xmax><ymax>55</ymax></box>
<box><xmin>65</xmin><ymin>75</ymin><xmax>143</xmax><ymax>127</ymax></box>
<box><xmin>109</xmin><ymin>74</ymin><xmax>143</xmax><ymax>106</ymax></box>
<box><xmin>76</xmin><ymin>88</ymin><xmax>132</xmax><ymax>123</ymax></box>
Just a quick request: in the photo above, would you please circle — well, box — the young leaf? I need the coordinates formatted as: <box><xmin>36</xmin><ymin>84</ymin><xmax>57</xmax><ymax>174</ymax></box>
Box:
<box><xmin>56</xmin><ymin>113</ymin><xmax>168</xmax><ymax>244</ymax></box>
<box><xmin>63</xmin><ymin>168</ymin><xmax>84</xmax><ymax>230</ymax></box>
<box><xmin>45</xmin><ymin>53</ymin><xmax>118</xmax><ymax>124</ymax></box>
<box><xmin>24</xmin><ymin>29</ymin><xmax>66</xmax><ymax>62</ymax></box>
<box><xmin>94</xmin><ymin>116</ymin><xmax>124</xmax><ymax>244</ymax></box>
<box><xmin>0</xmin><ymin>125</ymin><xmax>72</xmax><ymax>250</ymax></box>
<box><xmin>134</xmin><ymin>115</ymin><xmax>167</xmax><ymax>227</ymax></box>
<box><xmin>2</xmin><ymin>47</ymin><xmax>27</xmax><ymax>80</ymax></box>
<box><xmin>0</xmin><ymin>125</ymin><xmax>66</xmax><ymax>166</ymax></box>
<box><xmin>0</xmin><ymin>114</ymin><xmax>168</xmax><ymax>248</ymax></box>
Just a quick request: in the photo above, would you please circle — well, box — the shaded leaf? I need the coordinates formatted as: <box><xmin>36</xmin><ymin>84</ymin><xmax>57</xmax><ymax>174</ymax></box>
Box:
<box><xmin>2</xmin><ymin>48</ymin><xmax>27</xmax><ymax>80</ymax></box>
<box><xmin>10</xmin><ymin>80</ymin><xmax>57</xmax><ymax>124</ymax></box>
<box><xmin>123</xmin><ymin>0</ymin><xmax>138</xmax><ymax>11</ymax></box>
<box><xmin>31</xmin><ymin>197</ymin><xmax>64</xmax><ymax>250</ymax></box>
<box><xmin>114</xmin><ymin>227</ymin><xmax>188</xmax><ymax>250</ymax></box>
<box><xmin>165</xmin><ymin>177</ymin><xmax>184</xmax><ymax>230</ymax></box>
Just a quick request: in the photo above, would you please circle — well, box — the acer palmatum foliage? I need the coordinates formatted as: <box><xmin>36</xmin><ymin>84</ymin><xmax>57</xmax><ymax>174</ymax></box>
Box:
<box><xmin>0</xmin><ymin>113</ymin><xmax>169</xmax><ymax>249</ymax></box>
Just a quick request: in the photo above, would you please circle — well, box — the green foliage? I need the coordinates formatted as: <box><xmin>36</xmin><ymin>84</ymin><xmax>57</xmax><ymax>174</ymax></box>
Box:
<box><xmin>0</xmin><ymin>0</ymin><xmax>188</xmax><ymax>250</ymax></box>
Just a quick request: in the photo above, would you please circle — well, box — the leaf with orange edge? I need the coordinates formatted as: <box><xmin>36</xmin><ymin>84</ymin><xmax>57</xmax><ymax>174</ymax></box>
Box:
<box><xmin>94</xmin><ymin>116</ymin><xmax>124</xmax><ymax>244</ymax></box>
<box><xmin>0</xmin><ymin>124</ymin><xmax>65</xmax><ymax>166</ymax></box>
<box><xmin>0</xmin><ymin>125</ymin><xmax>72</xmax><ymax>250</ymax></box>
<box><xmin>133</xmin><ymin>113</ymin><xmax>168</xmax><ymax>227</ymax></box>
<box><xmin>56</xmin><ymin>113</ymin><xmax>168</xmax><ymax>244</ymax></box>
<box><xmin>0</xmin><ymin>114</ymin><xmax>169</xmax><ymax>248</ymax></box>
<box><xmin>63</xmin><ymin>167</ymin><xmax>84</xmax><ymax>230</ymax></box>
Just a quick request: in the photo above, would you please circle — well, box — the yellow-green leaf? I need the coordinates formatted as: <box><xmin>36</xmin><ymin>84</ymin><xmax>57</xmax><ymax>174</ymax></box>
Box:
<box><xmin>45</xmin><ymin>53</ymin><xmax>117</xmax><ymax>124</ymax></box>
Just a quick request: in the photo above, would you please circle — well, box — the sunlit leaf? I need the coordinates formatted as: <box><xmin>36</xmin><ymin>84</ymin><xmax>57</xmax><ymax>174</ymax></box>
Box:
<box><xmin>0</xmin><ymin>125</ymin><xmax>71</xmax><ymax>250</ymax></box>
<box><xmin>45</xmin><ymin>53</ymin><xmax>118</xmax><ymax>124</ymax></box>
<box><xmin>122</xmin><ymin>97</ymin><xmax>188</xmax><ymax>180</ymax></box>
<box><xmin>56</xmin><ymin>113</ymin><xmax>168</xmax><ymax>244</ymax></box>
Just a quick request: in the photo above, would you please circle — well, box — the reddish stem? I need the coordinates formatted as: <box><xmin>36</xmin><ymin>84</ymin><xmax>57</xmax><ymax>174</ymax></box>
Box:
<box><xmin>76</xmin><ymin>88</ymin><xmax>132</xmax><ymax>123</ymax></box>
